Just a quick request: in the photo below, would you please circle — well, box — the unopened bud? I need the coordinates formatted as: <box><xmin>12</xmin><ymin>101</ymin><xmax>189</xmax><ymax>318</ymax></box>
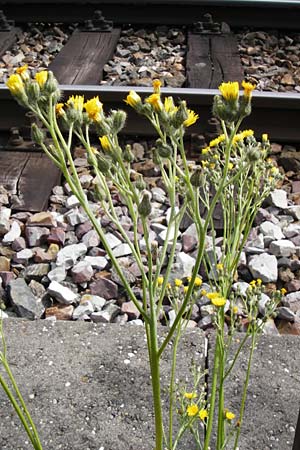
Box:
<box><xmin>136</xmin><ymin>174</ymin><xmax>147</xmax><ymax>191</ymax></box>
<box><xmin>111</xmin><ymin>110</ymin><xmax>127</xmax><ymax>133</ymax></box>
<box><xmin>26</xmin><ymin>81</ymin><xmax>40</xmax><ymax>103</ymax></box>
<box><xmin>138</xmin><ymin>190</ymin><xmax>152</xmax><ymax>217</ymax></box>
<box><xmin>124</xmin><ymin>144</ymin><xmax>135</xmax><ymax>163</ymax></box>
<box><xmin>172</xmin><ymin>101</ymin><xmax>189</xmax><ymax>128</ymax></box>
<box><xmin>190</xmin><ymin>168</ymin><xmax>203</xmax><ymax>187</ymax></box>
<box><xmin>157</xmin><ymin>140</ymin><xmax>172</xmax><ymax>158</ymax></box>
<box><xmin>45</xmin><ymin>71</ymin><xmax>59</xmax><ymax>95</ymax></box>
<box><xmin>31</xmin><ymin>123</ymin><xmax>45</xmax><ymax>145</ymax></box>
<box><xmin>96</xmin><ymin>154</ymin><xmax>110</xmax><ymax>174</ymax></box>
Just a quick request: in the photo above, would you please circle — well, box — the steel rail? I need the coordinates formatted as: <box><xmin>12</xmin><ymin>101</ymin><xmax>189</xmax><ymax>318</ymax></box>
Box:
<box><xmin>1</xmin><ymin>0</ymin><xmax>300</xmax><ymax>27</ymax></box>
<box><xmin>1</xmin><ymin>84</ymin><xmax>300</xmax><ymax>142</ymax></box>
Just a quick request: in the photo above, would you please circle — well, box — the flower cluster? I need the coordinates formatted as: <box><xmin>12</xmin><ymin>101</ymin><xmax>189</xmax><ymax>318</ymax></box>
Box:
<box><xmin>213</xmin><ymin>80</ymin><xmax>256</xmax><ymax>123</ymax></box>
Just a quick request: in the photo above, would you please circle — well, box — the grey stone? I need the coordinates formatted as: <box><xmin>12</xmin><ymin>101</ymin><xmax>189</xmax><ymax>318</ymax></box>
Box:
<box><xmin>112</xmin><ymin>243</ymin><xmax>132</xmax><ymax>258</ymax></box>
<box><xmin>248</xmin><ymin>253</ymin><xmax>278</xmax><ymax>282</ymax></box>
<box><xmin>81</xmin><ymin>294</ymin><xmax>106</xmax><ymax>311</ymax></box>
<box><xmin>72</xmin><ymin>301</ymin><xmax>94</xmax><ymax>320</ymax></box>
<box><xmin>151</xmin><ymin>187</ymin><xmax>166</xmax><ymax>203</ymax></box>
<box><xmin>64</xmin><ymin>208</ymin><xmax>87</xmax><ymax>226</ymax></box>
<box><xmin>276</xmin><ymin>306</ymin><xmax>296</xmax><ymax>322</ymax></box>
<box><xmin>13</xmin><ymin>248</ymin><xmax>34</xmax><ymax>265</ymax></box>
<box><xmin>176</xmin><ymin>252</ymin><xmax>196</xmax><ymax>278</ymax></box>
<box><xmin>104</xmin><ymin>232</ymin><xmax>122</xmax><ymax>249</ymax></box>
<box><xmin>65</xmin><ymin>195</ymin><xmax>80</xmax><ymax>209</ymax></box>
<box><xmin>285</xmin><ymin>205</ymin><xmax>300</xmax><ymax>220</ymax></box>
<box><xmin>3</xmin><ymin>221</ymin><xmax>21</xmax><ymax>244</ymax></box>
<box><xmin>269</xmin><ymin>239</ymin><xmax>296</xmax><ymax>257</ymax></box>
<box><xmin>282</xmin><ymin>291</ymin><xmax>300</xmax><ymax>312</ymax></box>
<box><xmin>81</xmin><ymin>229</ymin><xmax>100</xmax><ymax>249</ymax></box>
<box><xmin>268</xmin><ymin>189</ymin><xmax>288</xmax><ymax>209</ymax></box>
<box><xmin>25</xmin><ymin>226</ymin><xmax>49</xmax><ymax>247</ymax></box>
<box><xmin>258</xmin><ymin>293</ymin><xmax>273</xmax><ymax>315</ymax></box>
<box><xmin>48</xmin><ymin>280</ymin><xmax>78</xmax><ymax>305</ymax></box>
<box><xmin>259</xmin><ymin>221</ymin><xmax>284</xmax><ymax>240</ymax></box>
<box><xmin>8</xmin><ymin>278</ymin><xmax>44</xmax><ymax>319</ymax></box>
<box><xmin>0</xmin><ymin>207</ymin><xmax>11</xmax><ymax>236</ymax></box>
<box><xmin>232</xmin><ymin>281</ymin><xmax>250</xmax><ymax>297</ymax></box>
<box><xmin>283</xmin><ymin>223</ymin><xmax>300</xmax><ymax>238</ymax></box>
<box><xmin>24</xmin><ymin>263</ymin><xmax>50</xmax><ymax>281</ymax></box>
<box><xmin>91</xmin><ymin>303</ymin><xmax>120</xmax><ymax>323</ymax></box>
<box><xmin>71</xmin><ymin>260</ymin><xmax>93</xmax><ymax>283</ymax></box>
<box><xmin>56</xmin><ymin>243</ymin><xmax>87</xmax><ymax>269</ymax></box>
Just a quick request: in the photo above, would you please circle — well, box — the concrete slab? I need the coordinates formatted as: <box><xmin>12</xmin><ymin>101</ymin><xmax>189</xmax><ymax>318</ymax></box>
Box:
<box><xmin>0</xmin><ymin>320</ymin><xmax>205</xmax><ymax>450</ymax></box>
<box><xmin>208</xmin><ymin>334</ymin><xmax>300</xmax><ymax>450</ymax></box>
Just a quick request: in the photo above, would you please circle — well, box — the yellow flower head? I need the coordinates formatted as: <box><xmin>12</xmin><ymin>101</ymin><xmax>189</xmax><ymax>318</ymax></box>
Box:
<box><xmin>187</xmin><ymin>404</ymin><xmax>199</xmax><ymax>417</ymax></box>
<box><xmin>201</xmin><ymin>147</ymin><xmax>210</xmax><ymax>155</ymax></box>
<box><xmin>164</xmin><ymin>96</ymin><xmax>177</xmax><ymax>114</ymax></box>
<box><xmin>228</xmin><ymin>162</ymin><xmax>234</xmax><ymax>170</ymax></box>
<box><xmin>67</xmin><ymin>95</ymin><xmax>84</xmax><ymax>111</ymax></box>
<box><xmin>270</xmin><ymin>166</ymin><xmax>279</xmax><ymax>175</ymax></box>
<box><xmin>209</xmin><ymin>163</ymin><xmax>215</xmax><ymax>170</ymax></box>
<box><xmin>262</xmin><ymin>133</ymin><xmax>269</xmax><ymax>142</ymax></box>
<box><xmin>225</xmin><ymin>410</ymin><xmax>235</xmax><ymax>421</ymax></box>
<box><xmin>249</xmin><ymin>280</ymin><xmax>256</xmax><ymax>287</ymax></box>
<box><xmin>99</xmin><ymin>135</ymin><xmax>111</xmax><ymax>151</ymax></box>
<box><xmin>55</xmin><ymin>103</ymin><xmax>65</xmax><ymax>116</ymax></box>
<box><xmin>216</xmin><ymin>263</ymin><xmax>223</xmax><ymax>271</ymax></box>
<box><xmin>199</xmin><ymin>409</ymin><xmax>208</xmax><ymax>421</ymax></box>
<box><xmin>183</xmin><ymin>109</ymin><xmax>199</xmax><ymax>127</ymax></box>
<box><xmin>211</xmin><ymin>296</ymin><xmax>227</xmax><ymax>307</ymax></box>
<box><xmin>145</xmin><ymin>93</ymin><xmax>163</xmax><ymax>112</ymax></box>
<box><xmin>35</xmin><ymin>70</ymin><xmax>48</xmax><ymax>87</ymax></box>
<box><xmin>157</xmin><ymin>276</ymin><xmax>164</xmax><ymax>286</ymax></box>
<box><xmin>201</xmin><ymin>160</ymin><xmax>208</xmax><ymax>167</ymax></box>
<box><xmin>241</xmin><ymin>129</ymin><xmax>254</xmax><ymax>139</ymax></box>
<box><xmin>232</xmin><ymin>133</ymin><xmax>243</xmax><ymax>144</ymax></box>
<box><xmin>84</xmin><ymin>96</ymin><xmax>103</xmax><ymax>120</ymax></box>
<box><xmin>219</xmin><ymin>81</ymin><xmax>239</xmax><ymax>102</ymax></box>
<box><xmin>167</xmin><ymin>282</ymin><xmax>172</xmax><ymax>289</ymax></box>
<box><xmin>206</xmin><ymin>292</ymin><xmax>220</xmax><ymax>300</ymax></box>
<box><xmin>232</xmin><ymin>306</ymin><xmax>239</xmax><ymax>315</ymax></box>
<box><xmin>183</xmin><ymin>286</ymin><xmax>189</xmax><ymax>293</ymax></box>
<box><xmin>200</xmin><ymin>289</ymin><xmax>207</xmax><ymax>297</ymax></box>
<box><xmin>152</xmin><ymin>79</ymin><xmax>162</xmax><ymax>94</ymax></box>
<box><xmin>15</xmin><ymin>64</ymin><xmax>29</xmax><ymax>81</ymax></box>
<box><xmin>281</xmin><ymin>288</ymin><xmax>287</xmax><ymax>295</ymax></box>
<box><xmin>194</xmin><ymin>277</ymin><xmax>202</xmax><ymax>287</ymax></box>
<box><xmin>6</xmin><ymin>73</ymin><xmax>24</xmax><ymax>95</ymax></box>
<box><xmin>184</xmin><ymin>392</ymin><xmax>197</xmax><ymax>400</ymax></box>
<box><xmin>242</xmin><ymin>80</ymin><xmax>256</xmax><ymax>99</ymax></box>
<box><xmin>125</xmin><ymin>90</ymin><xmax>142</xmax><ymax>108</ymax></box>
<box><xmin>174</xmin><ymin>278</ymin><xmax>183</xmax><ymax>287</ymax></box>
<box><xmin>256</xmin><ymin>278</ymin><xmax>262</xmax><ymax>286</ymax></box>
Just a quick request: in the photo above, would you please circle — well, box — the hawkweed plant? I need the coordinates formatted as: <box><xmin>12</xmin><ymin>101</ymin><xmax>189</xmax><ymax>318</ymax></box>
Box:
<box><xmin>4</xmin><ymin>69</ymin><xmax>283</xmax><ymax>450</ymax></box>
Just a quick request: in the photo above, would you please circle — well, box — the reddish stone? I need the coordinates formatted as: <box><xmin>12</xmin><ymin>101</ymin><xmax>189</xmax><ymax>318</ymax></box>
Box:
<box><xmin>75</xmin><ymin>221</ymin><xmax>93</xmax><ymax>239</ymax></box>
<box><xmin>45</xmin><ymin>304</ymin><xmax>74</xmax><ymax>320</ymax></box>
<box><xmin>34</xmin><ymin>248</ymin><xmax>55</xmax><ymax>263</ymax></box>
<box><xmin>286</xmin><ymin>279</ymin><xmax>300</xmax><ymax>293</ymax></box>
<box><xmin>90</xmin><ymin>277</ymin><xmax>118</xmax><ymax>300</ymax></box>
<box><xmin>0</xmin><ymin>271</ymin><xmax>15</xmax><ymax>286</ymax></box>
<box><xmin>277</xmin><ymin>318</ymin><xmax>300</xmax><ymax>336</ymax></box>
<box><xmin>47</xmin><ymin>227</ymin><xmax>66</xmax><ymax>246</ymax></box>
<box><xmin>121</xmin><ymin>300</ymin><xmax>141</xmax><ymax>319</ymax></box>
<box><xmin>27</xmin><ymin>212</ymin><xmax>56</xmax><ymax>227</ymax></box>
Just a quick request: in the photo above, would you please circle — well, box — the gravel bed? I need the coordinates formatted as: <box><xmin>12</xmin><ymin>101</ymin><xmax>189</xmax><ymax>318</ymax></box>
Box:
<box><xmin>0</xmin><ymin>23</ymin><xmax>72</xmax><ymax>83</ymax></box>
<box><xmin>0</xmin><ymin>140</ymin><xmax>299</xmax><ymax>336</ymax></box>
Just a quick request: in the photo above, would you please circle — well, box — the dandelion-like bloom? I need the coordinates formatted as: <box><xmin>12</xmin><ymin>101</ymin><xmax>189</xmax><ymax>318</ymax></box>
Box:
<box><xmin>184</xmin><ymin>392</ymin><xmax>197</xmax><ymax>399</ymax></box>
<box><xmin>281</xmin><ymin>288</ymin><xmax>287</xmax><ymax>295</ymax></box>
<box><xmin>187</xmin><ymin>404</ymin><xmax>199</xmax><ymax>417</ymax></box>
<box><xmin>256</xmin><ymin>278</ymin><xmax>262</xmax><ymax>286</ymax></box>
<box><xmin>145</xmin><ymin>93</ymin><xmax>163</xmax><ymax>112</ymax></box>
<box><xmin>228</xmin><ymin>162</ymin><xmax>234</xmax><ymax>170</ymax></box>
<box><xmin>152</xmin><ymin>79</ymin><xmax>162</xmax><ymax>94</ymax></box>
<box><xmin>157</xmin><ymin>276</ymin><xmax>164</xmax><ymax>286</ymax></box>
<box><xmin>84</xmin><ymin>96</ymin><xmax>103</xmax><ymax>120</ymax></box>
<box><xmin>183</xmin><ymin>109</ymin><xmax>199</xmax><ymax>127</ymax></box>
<box><xmin>218</xmin><ymin>81</ymin><xmax>239</xmax><ymax>102</ymax></box>
<box><xmin>242</xmin><ymin>80</ymin><xmax>256</xmax><ymax>99</ymax></box>
<box><xmin>6</xmin><ymin>73</ymin><xmax>24</xmax><ymax>95</ymax></box>
<box><xmin>125</xmin><ymin>90</ymin><xmax>142</xmax><ymax>108</ymax></box>
<box><xmin>216</xmin><ymin>263</ymin><xmax>223</xmax><ymax>271</ymax></box>
<box><xmin>209</xmin><ymin>134</ymin><xmax>225</xmax><ymax>147</ymax></box>
<box><xmin>55</xmin><ymin>103</ymin><xmax>65</xmax><ymax>116</ymax></box>
<box><xmin>99</xmin><ymin>135</ymin><xmax>111</xmax><ymax>151</ymax></box>
<box><xmin>225</xmin><ymin>410</ymin><xmax>235</xmax><ymax>420</ymax></box>
<box><xmin>15</xmin><ymin>64</ymin><xmax>29</xmax><ymax>81</ymax></box>
<box><xmin>194</xmin><ymin>277</ymin><xmax>202</xmax><ymax>287</ymax></box>
<box><xmin>241</xmin><ymin>129</ymin><xmax>254</xmax><ymax>139</ymax></box>
<box><xmin>200</xmin><ymin>289</ymin><xmax>207</xmax><ymax>296</ymax></box>
<box><xmin>35</xmin><ymin>70</ymin><xmax>48</xmax><ymax>87</ymax></box>
<box><xmin>164</xmin><ymin>96</ymin><xmax>177</xmax><ymax>114</ymax></box>
<box><xmin>199</xmin><ymin>409</ymin><xmax>208</xmax><ymax>421</ymax></box>
<box><xmin>201</xmin><ymin>147</ymin><xmax>210</xmax><ymax>155</ymax></box>
<box><xmin>207</xmin><ymin>293</ymin><xmax>227</xmax><ymax>307</ymax></box>
<box><xmin>232</xmin><ymin>306</ymin><xmax>239</xmax><ymax>314</ymax></box>
<box><xmin>67</xmin><ymin>95</ymin><xmax>84</xmax><ymax>111</ymax></box>
<box><xmin>262</xmin><ymin>133</ymin><xmax>268</xmax><ymax>142</ymax></box>
<box><xmin>174</xmin><ymin>278</ymin><xmax>183</xmax><ymax>287</ymax></box>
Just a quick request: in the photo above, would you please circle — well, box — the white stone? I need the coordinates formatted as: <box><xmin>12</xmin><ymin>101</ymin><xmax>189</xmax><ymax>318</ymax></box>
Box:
<box><xmin>248</xmin><ymin>253</ymin><xmax>278</xmax><ymax>283</ymax></box>
<box><xmin>104</xmin><ymin>232</ymin><xmax>122</xmax><ymax>249</ymax></box>
<box><xmin>283</xmin><ymin>223</ymin><xmax>300</xmax><ymax>239</ymax></box>
<box><xmin>48</xmin><ymin>281</ymin><xmax>78</xmax><ymax>305</ymax></box>
<box><xmin>269</xmin><ymin>239</ymin><xmax>296</xmax><ymax>257</ymax></box>
<box><xmin>176</xmin><ymin>252</ymin><xmax>196</xmax><ymax>278</ymax></box>
<box><xmin>112</xmin><ymin>243</ymin><xmax>132</xmax><ymax>258</ymax></box>
<box><xmin>232</xmin><ymin>282</ymin><xmax>250</xmax><ymax>297</ymax></box>
<box><xmin>269</xmin><ymin>189</ymin><xmax>288</xmax><ymax>209</ymax></box>
<box><xmin>259</xmin><ymin>221</ymin><xmax>284</xmax><ymax>240</ymax></box>
<box><xmin>14</xmin><ymin>248</ymin><xmax>33</xmax><ymax>264</ymax></box>
<box><xmin>72</xmin><ymin>301</ymin><xmax>94</xmax><ymax>319</ymax></box>
<box><xmin>3</xmin><ymin>221</ymin><xmax>21</xmax><ymax>244</ymax></box>
<box><xmin>48</xmin><ymin>266</ymin><xmax>67</xmax><ymax>282</ymax></box>
<box><xmin>84</xmin><ymin>256</ymin><xmax>108</xmax><ymax>270</ymax></box>
<box><xmin>56</xmin><ymin>243</ymin><xmax>87</xmax><ymax>269</ymax></box>
<box><xmin>285</xmin><ymin>205</ymin><xmax>300</xmax><ymax>220</ymax></box>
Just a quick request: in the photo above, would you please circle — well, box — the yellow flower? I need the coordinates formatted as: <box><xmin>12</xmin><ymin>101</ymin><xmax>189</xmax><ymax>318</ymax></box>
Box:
<box><xmin>167</xmin><ymin>283</ymin><xmax>172</xmax><ymax>289</ymax></box>
<box><xmin>67</xmin><ymin>95</ymin><xmax>84</xmax><ymax>111</ymax></box>
<box><xmin>199</xmin><ymin>409</ymin><xmax>208</xmax><ymax>421</ymax></box>
<box><xmin>249</xmin><ymin>280</ymin><xmax>256</xmax><ymax>286</ymax></box>
<box><xmin>262</xmin><ymin>133</ymin><xmax>268</xmax><ymax>142</ymax></box>
<box><xmin>200</xmin><ymin>289</ymin><xmax>207</xmax><ymax>296</ymax></box>
<box><xmin>184</xmin><ymin>392</ymin><xmax>197</xmax><ymax>399</ymax></box>
<box><xmin>125</xmin><ymin>90</ymin><xmax>142</xmax><ymax>108</ymax></box>
<box><xmin>256</xmin><ymin>278</ymin><xmax>262</xmax><ymax>286</ymax></box>
<box><xmin>228</xmin><ymin>162</ymin><xmax>234</xmax><ymax>170</ymax></box>
<box><xmin>232</xmin><ymin>306</ymin><xmax>239</xmax><ymax>314</ymax></box>
<box><xmin>242</xmin><ymin>80</ymin><xmax>256</xmax><ymax>99</ymax></box>
<box><xmin>183</xmin><ymin>109</ymin><xmax>199</xmax><ymax>127</ymax></box>
<box><xmin>35</xmin><ymin>70</ymin><xmax>48</xmax><ymax>87</ymax></box>
<box><xmin>270</xmin><ymin>166</ymin><xmax>279</xmax><ymax>175</ymax></box>
<box><xmin>183</xmin><ymin>286</ymin><xmax>189</xmax><ymax>293</ymax></box>
<box><xmin>209</xmin><ymin>137</ymin><xmax>221</xmax><ymax>147</ymax></box>
<box><xmin>232</xmin><ymin>133</ymin><xmax>243</xmax><ymax>144</ymax></box>
<box><xmin>6</xmin><ymin>73</ymin><xmax>24</xmax><ymax>95</ymax></box>
<box><xmin>99</xmin><ymin>135</ymin><xmax>111</xmax><ymax>151</ymax></box>
<box><xmin>219</xmin><ymin>81</ymin><xmax>239</xmax><ymax>102</ymax></box>
<box><xmin>194</xmin><ymin>277</ymin><xmax>202</xmax><ymax>287</ymax></box>
<box><xmin>174</xmin><ymin>279</ymin><xmax>183</xmax><ymax>287</ymax></box>
<box><xmin>15</xmin><ymin>64</ymin><xmax>29</xmax><ymax>80</ymax></box>
<box><xmin>55</xmin><ymin>103</ymin><xmax>65</xmax><ymax>116</ymax></box>
<box><xmin>187</xmin><ymin>404</ymin><xmax>199</xmax><ymax>417</ymax></box>
<box><xmin>145</xmin><ymin>93</ymin><xmax>163</xmax><ymax>112</ymax></box>
<box><xmin>281</xmin><ymin>288</ymin><xmax>287</xmax><ymax>295</ymax></box>
<box><xmin>201</xmin><ymin>147</ymin><xmax>210</xmax><ymax>155</ymax></box>
<box><xmin>216</xmin><ymin>263</ymin><xmax>223</xmax><ymax>271</ymax></box>
<box><xmin>241</xmin><ymin>129</ymin><xmax>254</xmax><ymax>139</ymax></box>
<box><xmin>201</xmin><ymin>160</ymin><xmax>208</xmax><ymax>167</ymax></box>
<box><xmin>209</xmin><ymin>163</ymin><xmax>215</xmax><ymax>170</ymax></box>
<box><xmin>225</xmin><ymin>410</ymin><xmax>235</xmax><ymax>421</ymax></box>
<box><xmin>164</xmin><ymin>96</ymin><xmax>177</xmax><ymax>114</ymax></box>
<box><xmin>206</xmin><ymin>292</ymin><xmax>220</xmax><ymax>300</ymax></box>
<box><xmin>152</xmin><ymin>79</ymin><xmax>162</xmax><ymax>94</ymax></box>
<box><xmin>84</xmin><ymin>96</ymin><xmax>103</xmax><ymax>120</ymax></box>
<box><xmin>211</xmin><ymin>296</ymin><xmax>227</xmax><ymax>307</ymax></box>
<box><xmin>157</xmin><ymin>276</ymin><xmax>164</xmax><ymax>286</ymax></box>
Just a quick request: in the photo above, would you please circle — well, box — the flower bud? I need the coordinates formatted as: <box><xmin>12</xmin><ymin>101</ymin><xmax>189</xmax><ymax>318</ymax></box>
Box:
<box><xmin>156</xmin><ymin>140</ymin><xmax>172</xmax><ymax>158</ymax></box>
<box><xmin>138</xmin><ymin>190</ymin><xmax>152</xmax><ymax>217</ymax></box>
<box><xmin>110</xmin><ymin>109</ymin><xmax>127</xmax><ymax>134</ymax></box>
<box><xmin>26</xmin><ymin>81</ymin><xmax>40</xmax><ymax>103</ymax></box>
<box><xmin>44</xmin><ymin>71</ymin><xmax>59</xmax><ymax>95</ymax></box>
<box><xmin>190</xmin><ymin>168</ymin><xmax>203</xmax><ymax>187</ymax></box>
<box><xmin>246</xmin><ymin>148</ymin><xmax>260</xmax><ymax>163</ymax></box>
<box><xmin>172</xmin><ymin>101</ymin><xmax>189</xmax><ymax>128</ymax></box>
<box><xmin>124</xmin><ymin>144</ymin><xmax>135</xmax><ymax>163</ymax></box>
<box><xmin>96</xmin><ymin>154</ymin><xmax>110</xmax><ymax>174</ymax></box>
<box><xmin>31</xmin><ymin>123</ymin><xmax>45</xmax><ymax>145</ymax></box>
<box><xmin>136</xmin><ymin>174</ymin><xmax>146</xmax><ymax>191</ymax></box>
